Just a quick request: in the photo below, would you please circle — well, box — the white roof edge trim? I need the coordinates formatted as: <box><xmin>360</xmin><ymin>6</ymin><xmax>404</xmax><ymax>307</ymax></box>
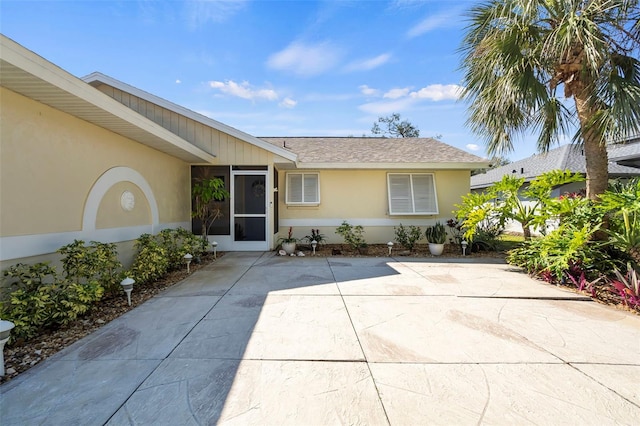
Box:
<box><xmin>83</xmin><ymin>72</ymin><xmax>298</xmax><ymax>162</ymax></box>
<box><xmin>0</xmin><ymin>35</ymin><xmax>216</xmax><ymax>164</ymax></box>
<box><xmin>294</xmin><ymin>162</ymin><xmax>490</xmax><ymax>170</ymax></box>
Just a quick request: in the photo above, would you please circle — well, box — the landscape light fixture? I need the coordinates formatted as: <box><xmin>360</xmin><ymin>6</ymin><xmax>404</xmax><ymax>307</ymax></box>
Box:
<box><xmin>184</xmin><ymin>253</ymin><xmax>193</xmax><ymax>273</ymax></box>
<box><xmin>120</xmin><ymin>277</ymin><xmax>135</xmax><ymax>306</ymax></box>
<box><xmin>387</xmin><ymin>241</ymin><xmax>394</xmax><ymax>256</ymax></box>
<box><xmin>0</xmin><ymin>318</ymin><xmax>15</xmax><ymax>376</ymax></box>
<box><xmin>461</xmin><ymin>240</ymin><xmax>468</xmax><ymax>256</ymax></box>
<box><xmin>311</xmin><ymin>240</ymin><xmax>317</xmax><ymax>255</ymax></box>
<box><xmin>212</xmin><ymin>241</ymin><xmax>218</xmax><ymax>259</ymax></box>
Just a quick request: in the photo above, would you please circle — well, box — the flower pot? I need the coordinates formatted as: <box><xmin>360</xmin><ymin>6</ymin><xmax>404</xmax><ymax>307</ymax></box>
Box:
<box><xmin>281</xmin><ymin>242</ymin><xmax>297</xmax><ymax>255</ymax></box>
<box><xmin>428</xmin><ymin>243</ymin><xmax>445</xmax><ymax>256</ymax></box>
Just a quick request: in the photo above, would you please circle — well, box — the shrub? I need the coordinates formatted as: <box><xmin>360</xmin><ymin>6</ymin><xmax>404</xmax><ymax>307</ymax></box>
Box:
<box><xmin>157</xmin><ymin>228</ymin><xmax>204</xmax><ymax>270</ymax></box>
<box><xmin>335</xmin><ymin>221</ymin><xmax>367</xmax><ymax>252</ymax></box>
<box><xmin>58</xmin><ymin>240</ymin><xmax>123</xmax><ymax>295</ymax></box>
<box><xmin>127</xmin><ymin>234</ymin><xmax>169</xmax><ymax>285</ymax></box>
<box><xmin>0</xmin><ymin>263</ymin><xmax>103</xmax><ymax>339</ymax></box>
<box><xmin>394</xmin><ymin>224</ymin><xmax>423</xmax><ymax>252</ymax></box>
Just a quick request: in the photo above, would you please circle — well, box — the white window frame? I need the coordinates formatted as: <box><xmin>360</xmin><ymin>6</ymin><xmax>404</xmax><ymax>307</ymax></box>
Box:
<box><xmin>285</xmin><ymin>172</ymin><xmax>320</xmax><ymax>205</ymax></box>
<box><xmin>387</xmin><ymin>173</ymin><xmax>439</xmax><ymax>215</ymax></box>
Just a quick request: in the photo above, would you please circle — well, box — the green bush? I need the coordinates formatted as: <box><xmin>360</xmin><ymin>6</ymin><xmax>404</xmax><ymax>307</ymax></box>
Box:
<box><xmin>58</xmin><ymin>240</ymin><xmax>123</xmax><ymax>295</ymax></box>
<box><xmin>507</xmin><ymin>223</ymin><xmax>618</xmax><ymax>283</ymax></box>
<box><xmin>127</xmin><ymin>234</ymin><xmax>169</xmax><ymax>285</ymax></box>
<box><xmin>394</xmin><ymin>224</ymin><xmax>423</xmax><ymax>252</ymax></box>
<box><xmin>0</xmin><ymin>263</ymin><xmax>104</xmax><ymax>339</ymax></box>
<box><xmin>335</xmin><ymin>221</ymin><xmax>367</xmax><ymax>252</ymax></box>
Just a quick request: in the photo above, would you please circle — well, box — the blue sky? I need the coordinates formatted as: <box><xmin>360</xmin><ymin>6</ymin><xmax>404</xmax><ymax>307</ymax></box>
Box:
<box><xmin>1</xmin><ymin>0</ymin><xmax>546</xmax><ymax>161</ymax></box>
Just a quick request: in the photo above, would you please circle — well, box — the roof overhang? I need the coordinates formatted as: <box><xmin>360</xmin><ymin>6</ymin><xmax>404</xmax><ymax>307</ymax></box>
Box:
<box><xmin>0</xmin><ymin>35</ymin><xmax>216</xmax><ymax>164</ymax></box>
<box><xmin>83</xmin><ymin>72</ymin><xmax>298</xmax><ymax>164</ymax></box>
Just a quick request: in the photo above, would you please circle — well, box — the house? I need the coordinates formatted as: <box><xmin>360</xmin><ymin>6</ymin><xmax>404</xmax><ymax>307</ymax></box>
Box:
<box><xmin>0</xmin><ymin>35</ymin><xmax>487</xmax><ymax>268</ymax></box>
<box><xmin>471</xmin><ymin>141</ymin><xmax>640</xmax><ymax>196</ymax></box>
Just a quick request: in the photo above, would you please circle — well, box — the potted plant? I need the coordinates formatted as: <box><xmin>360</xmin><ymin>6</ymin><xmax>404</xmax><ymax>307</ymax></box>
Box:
<box><xmin>425</xmin><ymin>221</ymin><xmax>447</xmax><ymax>256</ymax></box>
<box><xmin>278</xmin><ymin>227</ymin><xmax>298</xmax><ymax>254</ymax></box>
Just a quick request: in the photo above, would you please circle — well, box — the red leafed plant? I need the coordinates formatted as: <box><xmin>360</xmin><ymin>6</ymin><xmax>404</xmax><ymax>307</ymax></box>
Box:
<box><xmin>565</xmin><ymin>263</ymin><xmax>601</xmax><ymax>298</ymax></box>
<box><xmin>610</xmin><ymin>263</ymin><xmax>640</xmax><ymax>309</ymax></box>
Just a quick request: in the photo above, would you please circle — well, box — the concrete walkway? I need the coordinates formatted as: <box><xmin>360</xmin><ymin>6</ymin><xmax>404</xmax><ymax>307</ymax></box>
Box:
<box><xmin>1</xmin><ymin>252</ymin><xmax>639</xmax><ymax>425</ymax></box>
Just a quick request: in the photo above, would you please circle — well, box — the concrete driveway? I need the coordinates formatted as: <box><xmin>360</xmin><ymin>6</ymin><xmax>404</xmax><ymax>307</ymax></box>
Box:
<box><xmin>1</xmin><ymin>252</ymin><xmax>639</xmax><ymax>425</ymax></box>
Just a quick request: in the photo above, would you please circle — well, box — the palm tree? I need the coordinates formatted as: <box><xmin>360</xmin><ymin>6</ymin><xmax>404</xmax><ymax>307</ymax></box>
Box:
<box><xmin>460</xmin><ymin>0</ymin><xmax>640</xmax><ymax>200</ymax></box>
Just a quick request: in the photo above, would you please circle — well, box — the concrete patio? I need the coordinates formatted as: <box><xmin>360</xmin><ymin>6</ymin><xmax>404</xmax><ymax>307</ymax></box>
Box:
<box><xmin>1</xmin><ymin>252</ymin><xmax>639</xmax><ymax>425</ymax></box>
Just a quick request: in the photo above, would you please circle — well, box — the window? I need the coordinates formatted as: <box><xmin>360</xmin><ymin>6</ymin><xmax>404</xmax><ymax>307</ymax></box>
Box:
<box><xmin>286</xmin><ymin>173</ymin><xmax>320</xmax><ymax>204</ymax></box>
<box><xmin>387</xmin><ymin>173</ymin><xmax>438</xmax><ymax>215</ymax></box>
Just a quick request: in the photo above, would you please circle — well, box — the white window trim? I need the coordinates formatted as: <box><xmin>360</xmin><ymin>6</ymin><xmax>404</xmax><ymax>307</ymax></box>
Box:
<box><xmin>387</xmin><ymin>173</ymin><xmax>439</xmax><ymax>215</ymax></box>
<box><xmin>285</xmin><ymin>172</ymin><xmax>320</xmax><ymax>205</ymax></box>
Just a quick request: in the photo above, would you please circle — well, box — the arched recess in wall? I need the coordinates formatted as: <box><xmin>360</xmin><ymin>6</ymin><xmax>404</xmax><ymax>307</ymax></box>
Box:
<box><xmin>83</xmin><ymin>166</ymin><xmax>159</xmax><ymax>232</ymax></box>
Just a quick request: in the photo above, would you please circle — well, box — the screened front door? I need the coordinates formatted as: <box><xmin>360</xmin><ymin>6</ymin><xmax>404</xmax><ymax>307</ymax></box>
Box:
<box><xmin>232</xmin><ymin>171</ymin><xmax>268</xmax><ymax>250</ymax></box>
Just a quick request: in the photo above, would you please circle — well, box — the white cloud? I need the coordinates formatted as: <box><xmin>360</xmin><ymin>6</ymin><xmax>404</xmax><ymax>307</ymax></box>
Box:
<box><xmin>358</xmin><ymin>97</ymin><xmax>416</xmax><ymax>115</ymax></box>
<box><xmin>208</xmin><ymin>80</ymin><xmax>278</xmax><ymax>101</ymax></box>
<box><xmin>359</xmin><ymin>85</ymin><xmax>380</xmax><ymax>97</ymax></box>
<box><xmin>384</xmin><ymin>87</ymin><xmax>411</xmax><ymax>99</ymax></box>
<box><xmin>466</xmin><ymin>144</ymin><xmax>481</xmax><ymax>151</ymax></box>
<box><xmin>279</xmin><ymin>97</ymin><xmax>298</xmax><ymax>109</ymax></box>
<box><xmin>185</xmin><ymin>0</ymin><xmax>248</xmax><ymax>28</ymax></box>
<box><xmin>267</xmin><ymin>41</ymin><xmax>342</xmax><ymax>76</ymax></box>
<box><xmin>175</xmin><ymin>79</ymin><xmax>182</xmax><ymax>84</ymax></box>
<box><xmin>410</xmin><ymin>84</ymin><xmax>463</xmax><ymax>101</ymax></box>
<box><xmin>344</xmin><ymin>53</ymin><xmax>391</xmax><ymax>72</ymax></box>
<box><xmin>406</xmin><ymin>11</ymin><xmax>457</xmax><ymax>38</ymax></box>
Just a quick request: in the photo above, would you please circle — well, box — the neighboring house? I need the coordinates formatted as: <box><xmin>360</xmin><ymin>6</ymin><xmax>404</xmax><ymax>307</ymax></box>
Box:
<box><xmin>0</xmin><ymin>35</ymin><xmax>487</xmax><ymax>267</ymax></box>
<box><xmin>471</xmin><ymin>140</ymin><xmax>640</xmax><ymax>196</ymax></box>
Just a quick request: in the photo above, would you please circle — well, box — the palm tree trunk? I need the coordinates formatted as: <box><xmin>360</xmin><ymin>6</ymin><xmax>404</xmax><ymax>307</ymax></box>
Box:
<box><xmin>573</xmin><ymin>86</ymin><xmax>609</xmax><ymax>200</ymax></box>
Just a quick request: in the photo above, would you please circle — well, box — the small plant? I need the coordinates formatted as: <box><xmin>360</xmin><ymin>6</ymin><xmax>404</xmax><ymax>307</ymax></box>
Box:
<box><xmin>610</xmin><ymin>263</ymin><xmax>640</xmax><ymax>309</ymax></box>
<box><xmin>278</xmin><ymin>227</ymin><xmax>298</xmax><ymax>244</ymax></box>
<box><xmin>192</xmin><ymin>177</ymin><xmax>230</xmax><ymax>250</ymax></box>
<box><xmin>446</xmin><ymin>218</ymin><xmax>464</xmax><ymax>245</ymax></box>
<box><xmin>58</xmin><ymin>240</ymin><xmax>123</xmax><ymax>295</ymax></box>
<box><xmin>304</xmin><ymin>229</ymin><xmax>326</xmax><ymax>246</ymax></box>
<box><xmin>425</xmin><ymin>222</ymin><xmax>447</xmax><ymax>244</ymax></box>
<box><xmin>127</xmin><ymin>234</ymin><xmax>169</xmax><ymax>285</ymax></box>
<box><xmin>335</xmin><ymin>221</ymin><xmax>367</xmax><ymax>252</ymax></box>
<box><xmin>394</xmin><ymin>224</ymin><xmax>423</xmax><ymax>252</ymax></box>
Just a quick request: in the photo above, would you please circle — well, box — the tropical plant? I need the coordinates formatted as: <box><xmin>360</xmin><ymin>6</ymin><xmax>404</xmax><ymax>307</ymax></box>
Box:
<box><xmin>456</xmin><ymin>171</ymin><xmax>583</xmax><ymax>240</ymax></box>
<box><xmin>371</xmin><ymin>113</ymin><xmax>420</xmax><ymax>137</ymax></box>
<box><xmin>598</xmin><ymin>178</ymin><xmax>640</xmax><ymax>264</ymax></box>
<box><xmin>610</xmin><ymin>263</ymin><xmax>640</xmax><ymax>309</ymax></box>
<box><xmin>335</xmin><ymin>221</ymin><xmax>367</xmax><ymax>252</ymax></box>
<box><xmin>460</xmin><ymin>0</ymin><xmax>640</xmax><ymax>200</ymax></box>
<box><xmin>425</xmin><ymin>222</ymin><xmax>447</xmax><ymax>244</ymax></box>
<box><xmin>394</xmin><ymin>224</ymin><xmax>423</xmax><ymax>252</ymax></box>
<box><xmin>304</xmin><ymin>229</ymin><xmax>326</xmax><ymax>246</ymax></box>
<box><xmin>192</xmin><ymin>177</ymin><xmax>230</xmax><ymax>249</ymax></box>
<box><xmin>278</xmin><ymin>227</ymin><xmax>298</xmax><ymax>244</ymax></box>
<box><xmin>127</xmin><ymin>234</ymin><xmax>169</xmax><ymax>285</ymax></box>
<box><xmin>58</xmin><ymin>240</ymin><xmax>123</xmax><ymax>295</ymax></box>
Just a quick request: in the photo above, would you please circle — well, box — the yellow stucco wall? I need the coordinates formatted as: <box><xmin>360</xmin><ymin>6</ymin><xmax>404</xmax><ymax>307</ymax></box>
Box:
<box><xmin>0</xmin><ymin>87</ymin><xmax>190</xmax><ymax>237</ymax></box>
<box><xmin>96</xmin><ymin>182</ymin><xmax>151</xmax><ymax>229</ymax></box>
<box><xmin>277</xmin><ymin>168</ymin><xmax>470</xmax><ymax>244</ymax></box>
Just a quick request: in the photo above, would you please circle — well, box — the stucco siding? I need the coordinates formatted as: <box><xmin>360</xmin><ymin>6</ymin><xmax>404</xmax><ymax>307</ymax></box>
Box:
<box><xmin>277</xmin><ymin>168</ymin><xmax>470</xmax><ymax>244</ymax></box>
<box><xmin>0</xmin><ymin>87</ymin><xmax>191</xmax><ymax>261</ymax></box>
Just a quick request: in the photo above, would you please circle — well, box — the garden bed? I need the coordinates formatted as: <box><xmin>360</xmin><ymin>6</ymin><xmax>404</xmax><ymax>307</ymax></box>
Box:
<box><xmin>0</xmin><ymin>253</ymin><xmax>222</xmax><ymax>384</ymax></box>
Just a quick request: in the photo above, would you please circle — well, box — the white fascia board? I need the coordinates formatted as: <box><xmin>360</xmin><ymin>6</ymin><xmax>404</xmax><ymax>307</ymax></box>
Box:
<box><xmin>83</xmin><ymin>72</ymin><xmax>298</xmax><ymax>163</ymax></box>
<box><xmin>293</xmin><ymin>162</ymin><xmax>490</xmax><ymax>170</ymax></box>
<box><xmin>1</xmin><ymin>36</ymin><xmax>216</xmax><ymax>164</ymax></box>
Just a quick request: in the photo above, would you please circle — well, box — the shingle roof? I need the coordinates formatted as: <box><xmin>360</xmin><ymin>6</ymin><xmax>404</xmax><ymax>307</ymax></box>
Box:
<box><xmin>471</xmin><ymin>142</ymin><xmax>640</xmax><ymax>190</ymax></box>
<box><xmin>260</xmin><ymin>137</ymin><xmax>487</xmax><ymax>168</ymax></box>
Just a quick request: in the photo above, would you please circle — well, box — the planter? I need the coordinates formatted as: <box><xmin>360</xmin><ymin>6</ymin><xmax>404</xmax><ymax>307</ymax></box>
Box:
<box><xmin>281</xmin><ymin>242</ymin><xmax>297</xmax><ymax>255</ymax></box>
<box><xmin>428</xmin><ymin>243</ymin><xmax>445</xmax><ymax>256</ymax></box>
